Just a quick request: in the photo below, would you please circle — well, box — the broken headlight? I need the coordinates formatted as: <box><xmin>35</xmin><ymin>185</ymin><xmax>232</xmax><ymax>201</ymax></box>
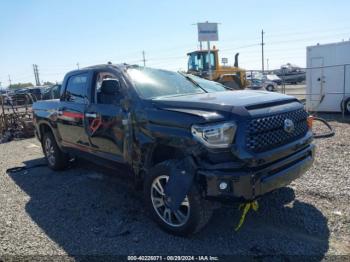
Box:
<box><xmin>191</xmin><ymin>122</ymin><xmax>236</xmax><ymax>148</ymax></box>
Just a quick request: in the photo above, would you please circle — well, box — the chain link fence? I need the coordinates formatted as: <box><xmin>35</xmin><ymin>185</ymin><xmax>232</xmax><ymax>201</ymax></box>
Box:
<box><xmin>246</xmin><ymin>64</ymin><xmax>350</xmax><ymax>116</ymax></box>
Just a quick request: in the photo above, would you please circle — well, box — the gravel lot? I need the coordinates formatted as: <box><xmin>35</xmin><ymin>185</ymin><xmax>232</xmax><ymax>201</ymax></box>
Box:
<box><xmin>0</xmin><ymin>114</ymin><xmax>349</xmax><ymax>259</ymax></box>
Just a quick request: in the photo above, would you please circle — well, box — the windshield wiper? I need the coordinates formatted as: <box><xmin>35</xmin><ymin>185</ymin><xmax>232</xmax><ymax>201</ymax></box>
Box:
<box><xmin>178</xmin><ymin>72</ymin><xmax>208</xmax><ymax>93</ymax></box>
<box><xmin>151</xmin><ymin>92</ymin><xmax>203</xmax><ymax>100</ymax></box>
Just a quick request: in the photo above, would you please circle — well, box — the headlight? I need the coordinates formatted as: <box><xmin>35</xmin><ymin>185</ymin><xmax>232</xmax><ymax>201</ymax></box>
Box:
<box><xmin>191</xmin><ymin>122</ymin><xmax>237</xmax><ymax>148</ymax></box>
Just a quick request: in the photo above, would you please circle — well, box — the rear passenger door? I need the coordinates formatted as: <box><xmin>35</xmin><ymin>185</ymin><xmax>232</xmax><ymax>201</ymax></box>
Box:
<box><xmin>57</xmin><ymin>72</ymin><xmax>92</xmax><ymax>150</ymax></box>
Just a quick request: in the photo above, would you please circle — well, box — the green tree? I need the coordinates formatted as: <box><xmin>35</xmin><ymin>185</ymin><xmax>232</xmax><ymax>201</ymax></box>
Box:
<box><xmin>9</xmin><ymin>82</ymin><xmax>34</xmax><ymax>89</ymax></box>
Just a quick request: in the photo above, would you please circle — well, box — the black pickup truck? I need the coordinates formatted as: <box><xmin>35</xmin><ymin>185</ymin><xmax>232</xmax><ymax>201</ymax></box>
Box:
<box><xmin>33</xmin><ymin>64</ymin><xmax>315</xmax><ymax>236</ymax></box>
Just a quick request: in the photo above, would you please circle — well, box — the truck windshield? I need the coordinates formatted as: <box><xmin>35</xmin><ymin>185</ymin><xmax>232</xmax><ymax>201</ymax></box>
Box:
<box><xmin>127</xmin><ymin>67</ymin><xmax>206</xmax><ymax>99</ymax></box>
<box><xmin>185</xmin><ymin>74</ymin><xmax>228</xmax><ymax>92</ymax></box>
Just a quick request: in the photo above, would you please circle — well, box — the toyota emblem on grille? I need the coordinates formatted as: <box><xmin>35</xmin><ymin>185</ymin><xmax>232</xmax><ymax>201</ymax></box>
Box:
<box><xmin>284</xmin><ymin>119</ymin><xmax>295</xmax><ymax>133</ymax></box>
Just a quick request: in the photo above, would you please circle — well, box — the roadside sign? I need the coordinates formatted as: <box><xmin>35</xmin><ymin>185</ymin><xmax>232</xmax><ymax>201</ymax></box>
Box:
<box><xmin>197</xmin><ymin>22</ymin><xmax>218</xmax><ymax>42</ymax></box>
<box><xmin>222</xmin><ymin>57</ymin><xmax>228</xmax><ymax>64</ymax></box>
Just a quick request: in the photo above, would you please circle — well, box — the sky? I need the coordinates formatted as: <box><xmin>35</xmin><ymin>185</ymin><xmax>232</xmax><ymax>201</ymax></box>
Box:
<box><xmin>1</xmin><ymin>0</ymin><xmax>350</xmax><ymax>87</ymax></box>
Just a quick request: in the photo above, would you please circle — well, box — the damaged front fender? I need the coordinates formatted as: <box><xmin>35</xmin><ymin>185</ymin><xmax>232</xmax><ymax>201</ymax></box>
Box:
<box><xmin>164</xmin><ymin>156</ymin><xmax>197</xmax><ymax>212</ymax></box>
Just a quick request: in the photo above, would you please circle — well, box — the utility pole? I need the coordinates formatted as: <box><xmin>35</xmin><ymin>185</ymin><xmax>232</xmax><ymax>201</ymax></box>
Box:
<box><xmin>207</xmin><ymin>41</ymin><xmax>211</xmax><ymax>80</ymax></box>
<box><xmin>77</xmin><ymin>63</ymin><xmax>80</xmax><ymax>69</ymax></box>
<box><xmin>8</xmin><ymin>75</ymin><xmax>12</xmax><ymax>87</ymax></box>
<box><xmin>33</xmin><ymin>64</ymin><xmax>37</xmax><ymax>85</ymax></box>
<box><xmin>267</xmin><ymin>58</ymin><xmax>269</xmax><ymax>71</ymax></box>
<box><xmin>33</xmin><ymin>64</ymin><xmax>40</xmax><ymax>86</ymax></box>
<box><xmin>142</xmin><ymin>51</ymin><xmax>146</xmax><ymax>67</ymax></box>
<box><xmin>36</xmin><ymin>64</ymin><xmax>40</xmax><ymax>85</ymax></box>
<box><xmin>261</xmin><ymin>30</ymin><xmax>265</xmax><ymax>74</ymax></box>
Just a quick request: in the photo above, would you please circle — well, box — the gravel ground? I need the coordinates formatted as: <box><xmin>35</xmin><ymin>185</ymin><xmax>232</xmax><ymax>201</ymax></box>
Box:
<box><xmin>0</xmin><ymin>114</ymin><xmax>349</xmax><ymax>259</ymax></box>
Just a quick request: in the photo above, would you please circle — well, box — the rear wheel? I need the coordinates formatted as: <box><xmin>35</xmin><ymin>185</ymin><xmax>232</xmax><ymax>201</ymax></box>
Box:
<box><xmin>344</xmin><ymin>98</ymin><xmax>350</xmax><ymax>115</ymax></box>
<box><xmin>266</xmin><ymin>85</ymin><xmax>274</xmax><ymax>92</ymax></box>
<box><xmin>42</xmin><ymin>132</ymin><xmax>69</xmax><ymax>170</ymax></box>
<box><xmin>144</xmin><ymin>160</ymin><xmax>213</xmax><ymax>236</ymax></box>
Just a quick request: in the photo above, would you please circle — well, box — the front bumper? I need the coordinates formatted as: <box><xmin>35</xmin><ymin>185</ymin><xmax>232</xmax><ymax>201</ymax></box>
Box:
<box><xmin>198</xmin><ymin>143</ymin><xmax>315</xmax><ymax>201</ymax></box>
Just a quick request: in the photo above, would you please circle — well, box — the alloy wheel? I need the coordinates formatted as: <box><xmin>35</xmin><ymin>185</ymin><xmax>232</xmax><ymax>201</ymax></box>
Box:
<box><xmin>150</xmin><ymin>175</ymin><xmax>190</xmax><ymax>227</ymax></box>
<box><xmin>45</xmin><ymin>137</ymin><xmax>55</xmax><ymax>166</ymax></box>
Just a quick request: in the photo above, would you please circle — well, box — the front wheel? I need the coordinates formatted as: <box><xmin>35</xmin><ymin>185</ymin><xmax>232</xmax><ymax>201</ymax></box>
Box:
<box><xmin>144</xmin><ymin>160</ymin><xmax>213</xmax><ymax>236</ymax></box>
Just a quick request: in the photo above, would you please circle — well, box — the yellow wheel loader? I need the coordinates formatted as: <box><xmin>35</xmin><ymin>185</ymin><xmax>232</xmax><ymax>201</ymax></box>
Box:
<box><xmin>187</xmin><ymin>48</ymin><xmax>247</xmax><ymax>89</ymax></box>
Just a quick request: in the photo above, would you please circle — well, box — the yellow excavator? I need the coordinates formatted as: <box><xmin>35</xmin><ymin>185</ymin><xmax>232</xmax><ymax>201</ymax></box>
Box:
<box><xmin>187</xmin><ymin>47</ymin><xmax>247</xmax><ymax>89</ymax></box>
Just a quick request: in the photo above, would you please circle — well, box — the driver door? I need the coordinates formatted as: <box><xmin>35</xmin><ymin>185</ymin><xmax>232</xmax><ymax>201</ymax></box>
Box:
<box><xmin>84</xmin><ymin>71</ymin><xmax>128</xmax><ymax>163</ymax></box>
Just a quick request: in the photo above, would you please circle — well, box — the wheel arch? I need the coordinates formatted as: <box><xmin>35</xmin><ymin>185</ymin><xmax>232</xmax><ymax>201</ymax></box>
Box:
<box><xmin>37</xmin><ymin>121</ymin><xmax>64</xmax><ymax>151</ymax></box>
<box><xmin>39</xmin><ymin>122</ymin><xmax>53</xmax><ymax>140</ymax></box>
<box><xmin>136</xmin><ymin>143</ymin><xmax>187</xmax><ymax>182</ymax></box>
<box><xmin>145</xmin><ymin>144</ymin><xmax>185</xmax><ymax>169</ymax></box>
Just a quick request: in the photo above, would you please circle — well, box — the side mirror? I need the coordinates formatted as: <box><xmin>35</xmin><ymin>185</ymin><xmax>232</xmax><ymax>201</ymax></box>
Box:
<box><xmin>101</xmin><ymin>79</ymin><xmax>120</xmax><ymax>95</ymax></box>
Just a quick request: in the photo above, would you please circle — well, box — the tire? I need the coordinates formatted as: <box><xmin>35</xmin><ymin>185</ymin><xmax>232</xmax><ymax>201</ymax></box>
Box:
<box><xmin>344</xmin><ymin>98</ymin><xmax>350</xmax><ymax>115</ymax></box>
<box><xmin>266</xmin><ymin>85</ymin><xmax>274</xmax><ymax>92</ymax></box>
<box><xmin>42</xmin><ymin>132</ymin><xmax>69</xmax><ymax>170</ymax></box>
<box><xmin>144</xmin><ymin>160</ymin><xmax>213</xmax><ymax>236</ymax></box>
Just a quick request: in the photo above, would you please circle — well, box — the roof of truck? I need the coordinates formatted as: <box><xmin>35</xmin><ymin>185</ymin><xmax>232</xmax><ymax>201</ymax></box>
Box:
<box><xmin>81</xmin><ymin>63</ymin><xmax>129</xmax><ymax>71</ymax></box>
<box><xmin>63</xmin><ymin>63</ymin><xmax>129</xmax><ymax>77</ymax></box>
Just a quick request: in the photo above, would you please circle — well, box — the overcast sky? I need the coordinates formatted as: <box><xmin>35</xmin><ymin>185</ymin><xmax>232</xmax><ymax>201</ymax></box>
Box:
<box><xmin>1</xmin><ymin>0</ymin><xmax>350</xmax><ymax>86</ymax></box>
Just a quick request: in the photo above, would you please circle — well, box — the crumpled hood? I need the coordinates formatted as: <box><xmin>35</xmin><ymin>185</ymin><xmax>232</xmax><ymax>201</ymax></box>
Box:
<box><xmin>152</xmin><ymin>90</ymin><xmax>297</xmax><ymax>114</ymax></box>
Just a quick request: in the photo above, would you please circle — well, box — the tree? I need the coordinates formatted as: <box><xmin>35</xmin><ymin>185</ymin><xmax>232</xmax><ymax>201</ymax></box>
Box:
<box><xmin>42</xmin><ymin>81</ymin><xmax>55</xmax><ymax>86</ymax></box>
<box><xmin>9</xmin><ymin>82</ymin><xmax>34</xmax><ymax>89</ymax></box>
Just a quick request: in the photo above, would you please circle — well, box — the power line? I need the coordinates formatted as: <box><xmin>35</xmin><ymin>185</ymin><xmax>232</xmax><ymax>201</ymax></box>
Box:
<box><xmin>266</xmin><ymin>25</ymin><xmax>350</xmax><ymax>39</ymax></box>
<box><xmin>266</xmin><ymin>32</ymin><xmax>350</xmax><ymax>46</ymax></box>
<box><xmin>212</xmin><ymin>25</ymin><xmax>350</xmax><ymax>46</ymax></box>
<box><xmin>5</xmin><ymin>30</ymin><xmax>350</xmax><ymax>82</ymax></box>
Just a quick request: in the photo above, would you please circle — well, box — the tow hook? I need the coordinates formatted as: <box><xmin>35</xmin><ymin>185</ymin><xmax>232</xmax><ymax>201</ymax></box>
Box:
<box><xmin>234</xmin><ymin>174</ymin><xmax>259</xmax><ymax>231</ymax></box>
<box><xmin>235</xmin><ymin>200</ymin><xmax>259</xmax><ymax>231</ymax></box>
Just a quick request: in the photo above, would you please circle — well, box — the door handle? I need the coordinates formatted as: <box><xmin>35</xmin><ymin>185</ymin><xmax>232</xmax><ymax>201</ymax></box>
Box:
<box><xmin>85</xmin><ymin>113</ymin><xmax>97</xmax><ymax>118</ymax></box>
<box><xmin>57</xmin><ymin>107</ymin><xmax>66</xmax><ymax>116</ymax></box>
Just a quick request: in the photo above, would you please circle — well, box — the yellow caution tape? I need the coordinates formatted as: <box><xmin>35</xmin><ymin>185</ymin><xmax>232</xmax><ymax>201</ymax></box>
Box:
<box><xmin>235</xmin><ymin>200</ymin><xmax>259</xmax><ymax>231</ymax></box>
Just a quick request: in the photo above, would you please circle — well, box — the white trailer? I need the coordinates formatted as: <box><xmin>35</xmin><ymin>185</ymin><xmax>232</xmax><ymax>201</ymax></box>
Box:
<box><xmin>306</xmin><ymin>41</ymin><xmax>350</xmax><ymax>113</ymax></box>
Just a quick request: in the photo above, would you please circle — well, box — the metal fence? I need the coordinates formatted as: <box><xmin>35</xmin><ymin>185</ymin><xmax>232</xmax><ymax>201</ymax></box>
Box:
<box><xmin>0</xmin><ymin>93</ymin><xmax>35</xmax><ymax>140</ymax></box>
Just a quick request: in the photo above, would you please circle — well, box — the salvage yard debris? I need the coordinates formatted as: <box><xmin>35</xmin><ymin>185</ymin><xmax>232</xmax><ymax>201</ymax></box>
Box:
<box><xmin>0</xmin><ymin>93</ymin><xmax>35</xmax><ymax>143</ymax></box>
